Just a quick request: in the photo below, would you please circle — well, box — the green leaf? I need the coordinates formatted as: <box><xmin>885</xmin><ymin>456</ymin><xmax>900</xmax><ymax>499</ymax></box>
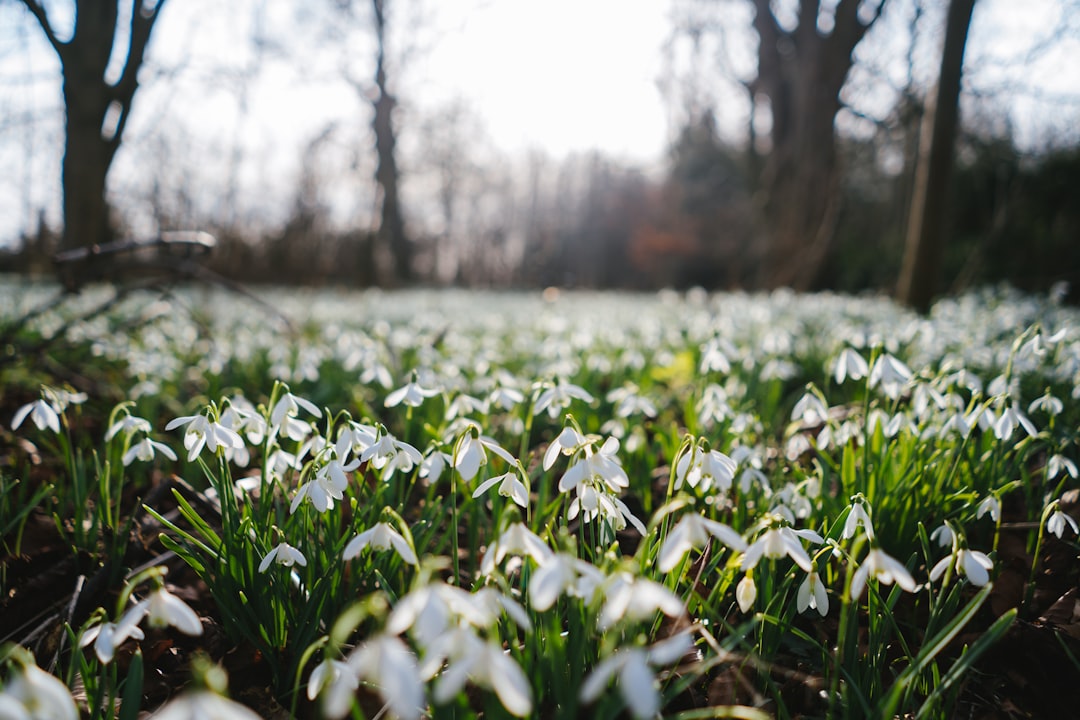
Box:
<box><xmin>118</xmin><ymin>648</ymin><xmax>144</xmax><ymax>720</ymax></box>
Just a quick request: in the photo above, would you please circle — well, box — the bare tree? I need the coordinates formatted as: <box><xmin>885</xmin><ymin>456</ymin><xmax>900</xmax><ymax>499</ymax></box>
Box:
<box><xmin>18</xmin><ymin>0</ymin><xmax>168</xmax><ymax>253</ymax></box>
<box><xmin>748</xmin><ymin>0</ymin><xmax>888</xmax><ymax>289</ymax></box>
<box><xmin>896</xmin><ymin>0</ymin><xmax>977</xmax><ymax>312</ymax></box>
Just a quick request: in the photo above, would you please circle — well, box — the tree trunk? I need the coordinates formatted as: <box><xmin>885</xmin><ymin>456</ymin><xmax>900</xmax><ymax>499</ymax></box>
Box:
<box><xmin>21</xmin><ymin>0</ymin><xmax>165</xmax><ymax>254</ymax></box>
<box><xmin>750</xmin><ymin>0</ymin><xmax>885</xmax><ymax>289</ymax></box>
<box><xmin>371</xmin><ymin>0</ymin><xmax>411</xmax><ymax>284</ymax></box>
<box><xmin>896</xmin><ymin>0</ymin><xmax>977</xmax><ymax>313</ymax></box>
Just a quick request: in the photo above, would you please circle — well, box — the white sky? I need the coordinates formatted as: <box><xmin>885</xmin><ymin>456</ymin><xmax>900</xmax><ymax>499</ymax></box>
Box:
<box><xmin>0</xmin><ymin>0</ymin><xmax>1078</xmax><ymax>247</ymax></box>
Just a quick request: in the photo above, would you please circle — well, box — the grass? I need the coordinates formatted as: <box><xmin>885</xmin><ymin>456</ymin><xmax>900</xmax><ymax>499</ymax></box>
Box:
<box><xmin>1</xmin><ymin>282</ymin><xmax>1078</xmax><ymax>719</ymax></box>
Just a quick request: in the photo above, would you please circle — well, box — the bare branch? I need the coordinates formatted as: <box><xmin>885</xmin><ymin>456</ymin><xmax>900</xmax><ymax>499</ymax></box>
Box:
<box><xmin>17</xmin><ymin>0</ymin><xmax>63</xmax><ymax>55</ymax></box>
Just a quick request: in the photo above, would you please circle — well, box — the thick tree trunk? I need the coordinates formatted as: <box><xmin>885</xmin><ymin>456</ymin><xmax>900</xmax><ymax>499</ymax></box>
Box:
<box><xmin>21</xmin><ymin>0</ymin><xmax>164</xmax><ymax>254</ymax></box>
<box><xmin>896</xmin><ymin>0</ymin><xmax>977</xmax><ymax>313</ymax></box>
<box><xmin>371</xmin><ymin>0</ymin><xmax>411</xmax><ymax>284</ymax></box>
<box><xmin>750</xmin><ymin>0</ymin><xmax>885</xmax><ymax>289</ymax></box>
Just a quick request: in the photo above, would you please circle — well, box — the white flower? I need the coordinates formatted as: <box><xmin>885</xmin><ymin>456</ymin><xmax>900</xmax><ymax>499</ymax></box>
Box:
<box><xmin>343</xmin><ymin>522</ymin><xmax>418</xmax><ymax>565</ymax></box>
<box><xmin>869</xmin><ymin>353</ymin><xmax>912</xmax><ymax>400</ymax></box>
<box><xmin>151</xmin><ymin>691</ymin><xmax>262</xmax><ymax>720</ymax></box>
<box><xmin>122</xmin><ymin>437</ymin><xmax>178</xmax><ymax>466</ymax></box>
<box><xmin>533</xmin><ymin>379</ymin><xmax>594</xmax><ymax>418</ymax></box>
<box><xmin>259</xmin><ymin>541</ymin><xmax>308</xmax><ymax>572</ymax></box>
<box><xmin>481</xmin><ymin>523</ymin><xmax>552</xmax><ymax>576</ymax></box>
<box><xmin>597</xmin><ymin>572</ymin><xmax>685</xmax><ymax>631</ymax></box>
<box><xmin>137</xmin><ymin>587</ymin><xmax>203</xmax><ymax>635</ymax></box>
<box><xmin>741</xmin><ymin>527</ymin><xmax>818</xmax><ymax>573</ymax></box>
<box><xmin>929</xmin><ymin>524</ymin><xmax>955</xmax><ymax>548</ymax></box>
<box><xmin>419</xmin><ymin>449</ymin><xmax>452</xmax><ymax>484</ymax></box>
<box><xmin>445</xmin><ymin>392</ymin><xmax>486</xmax><ymax>420</ymax></box>
<box><xmin>833</xmin><ymin>347</ymin><xmax>869</xmax><ymax>385</ymax></box>
<box><xmin>1029</xmin><ymin>393</ymin><xmax>1064</xmax><ymax>417</ymax></box>
<box><xmin>657</xmin><ymin>513</ymin><xmax>746</xmax><ymax>573</ymax></box>
<box><xmin>580</xmin><ymin>632</ymin><xmax>694</xmax><ymax>720</ymax></box>
<box><xmin>797</xmin><ymin>571</ymin><xmax>829</xmax><ymax>616</ymax></box>
<box><xmin>543</xmin><ymin>425</ymin><xmax>587</xmax><ymax>471</ymax></box>
<box><xmin>1047</xmin><ymin>454</ymin><xmax>1079</xmax><ymax>480</ymax></box>
<box><xmin>348</xmin><ymin>634</ymin><xmax>425</xmax><ymax>720</ymax></box>
<box><xmin>1047</xmin><ymin>510</ymin><xmax>1079</xmax><ymax>539</ymax></box>
<box><xmin>385</xmin><ymin>378</ymin><xmax>440</xmax><ymax>408</ymax></box>
<box><xmin>791</xmin><ymin>390</ymin><xmax>828</xmax><ymax>425</ymax></box>
<box><xmin>850</xmin><ymin>547</ymin><xmax>918</xmax><ymax>599</ymax></box>
<box><xmin>736</xmin><ymin>574</ymin><xmax>756</xmax><ymax>613</ymax></box>
<box><xmin>454</xmin><ymin>429</ymin><xmax>515</xmax><ymax>481</ymax></box>
<box><xmin>528</xmin><ymin>553</ymin><xmax>604</xmax><ymax>611</ymax></box>
<box><xmin>80</xmin><ymin>613</ymin><xmax>145</xmax><ymax>664</ymax></box>
<box><xmin>11</xmin><ymin>398</ymin><xmax>60</xmax><ymax>433</ymax></box>
<box><xmin>0</xmin><ymin>661</ymin><xmax>79</xmax><ymax>720</ymax></box>
<box><xmin>307</xmin><ymin>659</ymin><xmax>357</xmax><ymax>720</ymax></box>
<box><xmin>270</xmin><ymin>390</ymin><xmax>322</xmax><ymax>427</ymax></box>
<box><xmin>929</xmin><ymin>548</ymin><xmax>994</xmax><ymax>586</ymax></box>
<box><xmin>165</xmin><ymin>413</ymin><xmax>244</xmax><ymax>462</ymax></box>
<box><xmin>472</xmin><ymin>470</ymin><xmax>529</xmax><ymax>508</ymax></box>
<box><xmin>559</xmin><ymin>436</ymin><xmax>628</xmax><ymax>493</ymax></box>
<box><xmin>842</xmin><ymin>501</ymin><xmax>875</xmax><ymax>541</ymax></box>
<box><xmin>994</xmin><ymin>405</ymin><xmax>1038</xmax><ymax>441</ymax></box>
<box><xmin>105</xmin><ymin>413</ymin><xmax>152</xmax><ymax>441</ymax></box>
<box><xmin>674</xmin><ymin>446</ymin><xmax>737</xmax><ymax>494</ymax></box>
<box><xmin>488</xmin><ymin>384</ymin><xmax>524</xmax><ymax>412</ymax></box>
<box><xmin>976</xmin><ymin>495</ymin><xmax>1001</xmax><ymax>523</ymax></box>
<box><xmin>427</xmin><ymin>628</ymin><xmax>532</xmax><ymax>717</ymax></box>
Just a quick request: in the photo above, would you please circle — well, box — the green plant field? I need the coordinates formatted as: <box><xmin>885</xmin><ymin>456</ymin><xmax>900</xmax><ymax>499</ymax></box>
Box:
<box><xmin>2</xmin><ymin>281</ymin><xmax>1078</xmax><ymax>719</ymax></box>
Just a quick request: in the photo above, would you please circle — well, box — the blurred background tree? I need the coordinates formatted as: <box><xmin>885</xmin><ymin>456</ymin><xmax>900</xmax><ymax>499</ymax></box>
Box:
<box><xmin>1</xmin><ymin>0</ymin><xmax>1077</xmax><ymax>300</ymax></box>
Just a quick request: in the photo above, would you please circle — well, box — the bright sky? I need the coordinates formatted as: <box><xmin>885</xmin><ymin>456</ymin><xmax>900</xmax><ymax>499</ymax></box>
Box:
<box><xmin>0</xmin><ymin>0</ymin><xmax>1078</xmax><ymax>246</ymax></box>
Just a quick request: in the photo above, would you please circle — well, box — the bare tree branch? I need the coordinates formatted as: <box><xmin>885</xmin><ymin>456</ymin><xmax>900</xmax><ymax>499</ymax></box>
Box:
<box><xmin>17</xmin><ymin>0</ymin><xmax>62</xmax><ymax>55</ymax></box>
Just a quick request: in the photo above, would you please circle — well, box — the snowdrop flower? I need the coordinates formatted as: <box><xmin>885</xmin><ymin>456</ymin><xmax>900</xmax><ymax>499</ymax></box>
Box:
<box><xmin>445</xmin><ymin>392</ymin><xmax>486</xmax><ymax>420</ymax></box>
<box><xmin>291</xmin><ymin>467</ymin><xmax>346</xmax><ymax>513</ymax></box>
<box><xmin>259</xmin><ymin>541</ymin><xmax>307</xmax><ymax>572</ymax></box>
<box><xmin>736</xmin><ymin>574</ymin><xmax>757</xmax><ymax>613</ymax></box>
<box><xmin>597</xmin><ymin>572</ymin><xmax>685</xmax><ymax>631</ymax></box>
<box><xmin>0</xmin><ymin>660</ymin><xmax>79</xmax><ymax>720</ymax></box>
<box><xmin>453</xmin><ymin>427</ymin><xmax>515</xmax><ymax>481</ymax></box>
<box><xmin>994</xmin><ymin>405</ymin><xmax>1037</xmax><ymax>441</ymax></box>
<box><xmin>850</xmin><ymin>546</ymin><xmax>918</xmax><ymax>599</ymax></box>
<box><xmin>842</xmin><ymin>499</ymin><xmax>875</xmax><ymax>541</ymax></box>
<box><xmin>165</xmin><ymin>413</ymin><xmax>244</xmax><ymax>461</ymax></box>
<box><xmin>1047</xmin><ymin>454</ymin><xmax>1079</xmax><ymax>480</ymax></box>
<box><xmin>791</xmin><ymin>390</ymin><xmax>829</xmax><ymax>425</ymax></box>
<box><xmin>869</xmin><ymin>353</ymin><xmax>912</xmax><ymax>400</ymax></box>
<box><xmin>387</xmin><ymin>582</ymin><xmax>494</xmax><ymax>646</ymax></box>
<box><xmin>419</xmin><ymin>448</ymin><xmax>452</xmax><ymax>484</ymax></box>
<box><xmin>122</xmin><ymin>437</ymin><xmax>178</xmax><ymax>466</ymax></box>
<box><xmin>105</xmin><ymin>413</ymin><xmax>152</xmax><ymax>440</ymax></box>
<box><xmin>929</xmin><ymin>548</ymin><xmax>994</xmax><ymax>586</ymax></box>
<box><xmin>11</xmin><ymin>397</ymin><xmax>60</xmax><ymax>433</ymax></box>
<box><xmin>1047</xmin><ymin>509</ymin><xmax>1079</xmax><ymax>539</ymax></box>
<box><xmin>270</xmin><ymin>390</ymin><xmax>322</xmax><ymax>427</ymax></box>
<box><xmin>797</xmin><ymin>571</ymin><xmax>829</xmax><ymax>616</ymax></box>
<box><xmin>833</xmin><ymin>347</ymin><xmax>869</xmax><ymax>385</ymax></box>
<box><xmin>480</xmin><ymin>523</ymin><xmax>552</xmax><ymax>576</ymax></box>
<box><xmin>699</xmin><ymin>337</ymin><xmax>733</xmax><ymax>373</ymax></box>
<box><xmin>606</xmin><ymin>383</ymin><xmax>658</xmax><ymax>418</ymax></box>
<box><xmin>657</xmin><ymin>513</ymin><xmax>746</xmax><ymax>572</ymax></box>
<box><xmin>559</xmin><ymin>436</ymin><xmax>629</xmax><ymax>493</ymax></box>
<box><xmin>385</xmin><ymin>375</ymin><xmax>440</xmax><ymax>408</ymax></box>
<box><xmin>533</xmin><ymin>379</ymin><xmax>594</xmax><ymax>418</ymax></box>
<box><xmin>929</xmin><ymin>523</ymin><xmax>955</xmax><ymax>548</ymax></box>
<box><xmin>674</xmin><ymin>445</ymin><xmax>737</xmax><ymax>494</ymax></box>
<box><xmin>343</xmin><ymin>522</ymin><xmax>418</xmax><ymax>565</ymax></box>
<box><xmin>1029</xmin><ymin>393</ymin><xmax>1064</xmax><ymax>417</ymax></box>
<box><xmin>472</xmin><ymin>470</ymin><xmax>529</xmax><ymax>508</ymax></box>
<box><xmin>346</xmin><ymin>634</ymin><xmax>425</xmax><ymax>720</ymax></box>
<box><xmin>976</xmin><ymin>495</ymin><xmax>1001</xmax><ymax>523</ymax></box>
<box><xmin>741</xmin><ymin>527</ymin><xmax>819</xmax><ymax>573</ymax></box>
<box><xmin>134</xmin><ymin>587</ymin><xmax>203</xmax><ymax>636</ymax></box>
<box><xmin>528</xmin><ymin>553</ymin><xmax>605</xmax><ymax>611</ymax></box>
<box><xmin>427</xmin><ymin>627</ymin><xmax>532</xmax><ymax>717</ymax></box>
<box><xmin>543</xmin><ymin>425</ymin><xmax>587</xmax><ymax>471</ymax></box>
<box><xmin>307</xmin><ymin>659</ymin><xmax>357</xmax><ymax>720</ymax></box>
<box><xmin>152</xmin><ymin>691</ymin><xmax>262</xmax><ymax>720</ymax></box>
<box><xmin>487</xmin><ymin>384</ymin><xmax>524</xmax><ymax>412</ymax></box>
<box><xmin>80</xmin><ymin>613</ymin><xmax>145</xmax><ymax>664</ymax></box>
<box><xmin>580</xmin><ymin>632</ymin><xmax>695</xmax><ymax>720</ymax></box>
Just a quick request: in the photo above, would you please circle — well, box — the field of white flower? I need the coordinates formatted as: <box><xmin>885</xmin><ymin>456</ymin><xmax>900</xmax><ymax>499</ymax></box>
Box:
<box><xmin>2</xmin><ymin>280</ymin><xmax>1079</xmax><ymax>719</ymax></box>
